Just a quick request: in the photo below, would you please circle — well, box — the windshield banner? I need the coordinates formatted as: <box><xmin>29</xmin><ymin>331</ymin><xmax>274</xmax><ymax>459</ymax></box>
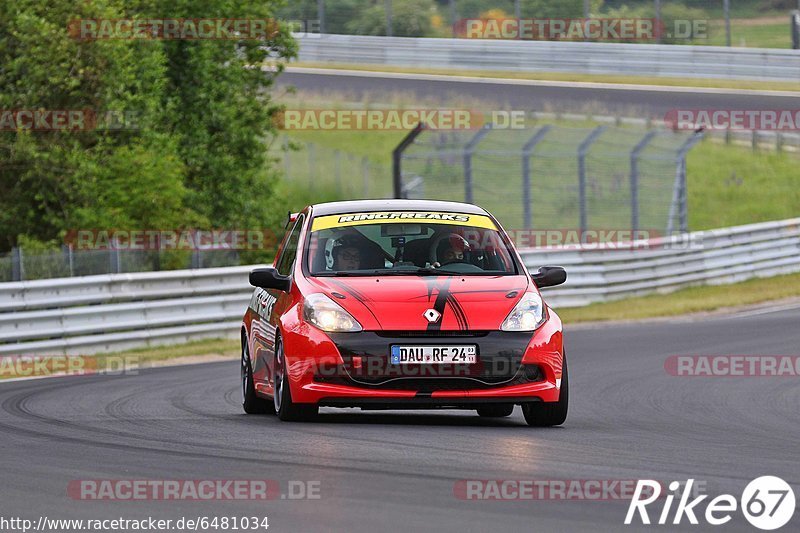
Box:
<box><xmin>311</xmin><ymin>212</ymin><xmax>497</xmax><ymax>232</ymax></box>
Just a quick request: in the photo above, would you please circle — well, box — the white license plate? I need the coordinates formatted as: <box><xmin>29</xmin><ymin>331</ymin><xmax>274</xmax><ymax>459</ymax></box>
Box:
<box><xmin>390</xmin><ymin>345</ymin><xmax>477</xmax><ymax>364</ymax></box>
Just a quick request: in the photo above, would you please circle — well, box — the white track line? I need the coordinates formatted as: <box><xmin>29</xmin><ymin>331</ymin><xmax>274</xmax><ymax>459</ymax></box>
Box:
<box><xmin>285</xmin><ymin>66</ymin><xmax>800</xmax><ymax>98</ymax></box>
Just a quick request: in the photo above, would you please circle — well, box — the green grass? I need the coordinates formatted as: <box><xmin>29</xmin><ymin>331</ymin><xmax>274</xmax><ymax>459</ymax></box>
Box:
<box><xmin>703</xmin><ymin>20</ymin><xmax>792</xmax><ymax>48</ymax></box>
<box><xmin>687</xmin><ymin>141</ymin><xmax>800</xmax><ymax>230</ymax></box>
<box><xmin>0</xmin><ymin>338</ymin><xmax>239</xmax><ymax>380</ymax></box>
<box><xmin>558</xmin><ymin>272</ymin><xmax>800</xmax><ymax>323</ymax></box>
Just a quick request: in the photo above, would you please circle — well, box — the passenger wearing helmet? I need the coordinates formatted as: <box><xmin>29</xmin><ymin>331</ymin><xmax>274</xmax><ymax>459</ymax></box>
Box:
<box><xmin>435</xmin><ymin>234</ymin><xmax>470</xmax><ymax>267</ymax></box>
<box><xmin>331</xmin><ymin>235</ymin><xmax>362</xmax><ymax>271</ymax></box>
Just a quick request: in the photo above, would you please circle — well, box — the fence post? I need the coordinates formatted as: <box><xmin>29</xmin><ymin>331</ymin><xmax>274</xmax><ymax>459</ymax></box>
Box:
<box><xmin>463</xmin><ymin>124</ymin><xmax>492</xmax><ymax>204</ymax></box>
<box><xmin>308</xmin><ymin>142</ymin><xmax>316</xmax><ymax>188</ymax></box>
<box><xmin>667</xmin><ymin>130</ymin><xmax>704</xmax><ymax>235</ymax></box>
<box><xmin>334</xmin><ymin>149</ymin><xmax>342</xmax><ymax>194</ymax></box>
<box><xmin>63</xmin><ymin>244</ymin><xmax>74</xmax><ymax>277</ymax></box>
<box><xmin>577</xmin><ymin>126</ymin><xmax>607</xmax><ymax>239</ymax></box>
<box><xmin>109</xmin><ymin>238</ymin><xmax>121</xmax><ymax>274</ymax></box>
<box><xmin>317</xmin><ymin>0</ymin><xmax>325</xmax><ymax>34</ymax></box>
<box><xmin>283</xmin><ymin>136</ymin><xmax>291</xmax><ymax>179</ymax></box>
<box><xmin>385</xmin><ymin>0</ymin><xmax>392</xmax><ymax>37</ymax></box>
<box><xmin>630</xmin><ymin>130</ymin><xmax>657</xmax><ymax>234</ymax></box>
<box><xmin>449</xmin><ymin>0</ymin><xmax>457</xmax><ymax>37</ymax></box>
<box><xmin>521</xmin><ymin>125</ymin><xmax>552</xmax><ymax>229</ymax></box>
<box><xmin>392</xmin><ymin>123</ymin><xmax>426</xmax><ymax>198</ymax></box>
<box><xmin>362</xmin><ymin>157</ymin><xmax>370</xmax><ymax>197</ymax></box>
<box><xmin>11</xmin><ymin>247</ymin><xmax>24</xmax><ymax>281</ymax></box>
<box><xmin>655</xmin><ymin>0</ymin><xmax>662</xmax><ymax>44</ymax></box>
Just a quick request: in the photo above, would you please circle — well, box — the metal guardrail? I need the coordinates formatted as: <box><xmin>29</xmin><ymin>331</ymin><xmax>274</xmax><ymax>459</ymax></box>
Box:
<box><xmin>529</xmin><ymin>218</ymin><xmax>800</xmax><ymax>308</ymax></box>
<box><xmin>295</xmin><ymin>34</ymin><xmax>800</xmax><ymax>82</ymax></box>
<box><xmin>1</xmin><ymin>218</ymin><xmax>799</xmax><ymax>355</ymax></box>
<box><xmin>0</xmin><ymin>267</ymin><xmax>254</xmax><ymax>355</ymax></box>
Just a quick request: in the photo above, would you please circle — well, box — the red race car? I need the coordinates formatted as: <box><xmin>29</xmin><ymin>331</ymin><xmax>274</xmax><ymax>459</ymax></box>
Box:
<box><xmin>240</xmin><ymin>200</ymin><xmax>568</xmax><ymax>426</ymax></box>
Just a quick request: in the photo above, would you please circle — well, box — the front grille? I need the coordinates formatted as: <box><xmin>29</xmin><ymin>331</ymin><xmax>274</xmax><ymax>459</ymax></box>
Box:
<box><xmin>315</xmin><ymin>366</ymin><xmax>542</xmax><ymax>391</ymax></box>
<box><xmin>324</xmin><ymin>331</ymin><xmax>534</xmax><ymax>391</ymax></box>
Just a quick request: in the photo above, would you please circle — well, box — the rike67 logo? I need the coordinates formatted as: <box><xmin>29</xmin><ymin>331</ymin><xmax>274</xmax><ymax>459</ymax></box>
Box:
<box><xmin>626</xmin><ymin>477</ymin><xmax>796</xmax><ymax>530</ymax></box>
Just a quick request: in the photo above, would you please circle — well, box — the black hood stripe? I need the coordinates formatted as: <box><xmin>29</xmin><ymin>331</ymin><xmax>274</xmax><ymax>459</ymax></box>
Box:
<box><xmin>328</xmin><ymin>279</ymin><xmax>381</xmax><ymax>325</ymax></box>
<box><xmin>426</xmin><ymin>277</ymin><xmax>453</xmax><ymax>331</ymax></box>
<box><xmin>446</xmin><ymin>294</ymin><xmax>469</xmax><ymax>330</ymax></box>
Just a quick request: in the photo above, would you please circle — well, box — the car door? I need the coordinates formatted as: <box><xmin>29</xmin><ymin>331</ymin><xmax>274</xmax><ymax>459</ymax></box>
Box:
<box><xmin>251</xmin><ymin>214</ymin><xmax>305</xmax><ymax>396</ymax></box>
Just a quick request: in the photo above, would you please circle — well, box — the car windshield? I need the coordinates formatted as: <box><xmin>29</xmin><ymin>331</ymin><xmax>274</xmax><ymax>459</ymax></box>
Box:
<box><xmin>306</xmin><ymin>210</ymin><xmax>518</xmax><ymax>276</ymax></box>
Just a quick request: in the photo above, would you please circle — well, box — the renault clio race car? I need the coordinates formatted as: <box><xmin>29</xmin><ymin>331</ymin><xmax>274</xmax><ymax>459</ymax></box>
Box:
<box><xmin>240</xmin><ymin>200</ymin><xmax>568</xmax><ymax>426</ymax></box>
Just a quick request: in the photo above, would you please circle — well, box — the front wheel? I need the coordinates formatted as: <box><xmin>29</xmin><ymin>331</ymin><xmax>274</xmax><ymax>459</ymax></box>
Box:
<box><xmin>522</xmin><ymin>354</ymin><xmax>568</xmax><ymax>427</ymax></box>
<box><xmin>274</xmin><ymin>337</ymin><xmax>318</xmax><ymax>422</ymax></box>
<box><xmin>241</xmin><ymin>337</ymin><xmax>273</xmax><ymax>414</ymax></box>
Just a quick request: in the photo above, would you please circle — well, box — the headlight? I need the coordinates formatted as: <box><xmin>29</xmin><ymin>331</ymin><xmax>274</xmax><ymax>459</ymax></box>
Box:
<box><xmin>500</xmin><ymin>292</ymin><xmax>546</xmax><ymax>332</ymax></box>
<box><xmin>303</xmin><ymin>293</ymin><xmax>363</xmax><ymax>332</ymax></box>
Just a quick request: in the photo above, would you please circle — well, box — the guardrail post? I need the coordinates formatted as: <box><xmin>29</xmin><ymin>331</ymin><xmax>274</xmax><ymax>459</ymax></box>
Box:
<box><xmin>521</xmin><ymin>125</ymin><xmax>552</xmax><ymax>229</ymax></box>
<box><xmin>11</xmin><ymin>247</ymin><xmax>24</xmax><ymax>281</ymax></box>
<box><xmin>463</xmin><ymin>124</ymin><xmax>492</xmax><ymax>204</ymax></box>
<box><xmin>392</xmin><ymin>123</ymin><xmax>426</xmax><ymax>198</ymax></box>
<box><xmin>630</xmin><ymin>131</ymin><xmax>657</xmax><ymax>233</ymax></box>
<box><xmin>577</xmin><ymin>126</ymin><xmax>607</xmax><ymax>239</ymax></box>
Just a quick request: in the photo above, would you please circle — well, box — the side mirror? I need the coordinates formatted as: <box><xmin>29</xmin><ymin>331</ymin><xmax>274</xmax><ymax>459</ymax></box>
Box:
<box><xmin>531</xmin><ymin>266</ymin><xmax>567</xmax><ymax>288</ymax></box>
<box><xmin>249</xmin><ymin>267</ymin><xmax>291</xmax><ymax>292</ymax></box>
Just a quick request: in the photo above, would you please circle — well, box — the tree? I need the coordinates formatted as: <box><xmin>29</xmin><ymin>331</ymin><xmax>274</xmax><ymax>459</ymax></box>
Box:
<box><xmin>0</xmin><ymin>0</ymin><xmax>295</xmax><ymax>255</ymax></box>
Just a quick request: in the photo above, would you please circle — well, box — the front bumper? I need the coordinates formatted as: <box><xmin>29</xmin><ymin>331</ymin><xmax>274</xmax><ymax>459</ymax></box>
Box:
<box><xmin>281</xmin><ymin>315</ymin><xmax>564</xmax><ymax>406</ymax></box>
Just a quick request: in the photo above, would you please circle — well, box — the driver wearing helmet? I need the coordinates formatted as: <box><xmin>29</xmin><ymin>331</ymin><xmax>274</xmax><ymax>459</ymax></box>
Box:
<box><xmin>331</xmin><ymin>235</ymin><xmax>362</xmax><ymax>271</ymax></box>
<box><xmin>435</xmin><ymin>234</ymin><xmax>470</xmax><ymax>267</ymax></box>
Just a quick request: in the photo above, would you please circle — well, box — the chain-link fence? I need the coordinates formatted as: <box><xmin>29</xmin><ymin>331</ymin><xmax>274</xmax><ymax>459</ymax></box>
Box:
<box><xmin>0</xmin><ymin>246</ymin><xmax>245</xmax><ymax>282</ymax></box>
<box><xmin>274</xmin><ymin>136</ymin><xmax>393</xmax><ymax>199</ymax></box>
<box><xmin>397</xmin><ymin>124</ymin><xmax>703</xmax><ymax>235</ymax></box>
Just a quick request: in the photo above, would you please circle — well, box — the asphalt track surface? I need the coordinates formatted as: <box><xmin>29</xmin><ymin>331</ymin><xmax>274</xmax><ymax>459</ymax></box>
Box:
<box><xmin>277</xmin><ymin>69</ymin><xmax>800</xmax><ymax>116</ymax></box>
<box><xmin>1</xmin><ymin>305</ymin><xmax>799</xmax><ymax>532</ymax></box>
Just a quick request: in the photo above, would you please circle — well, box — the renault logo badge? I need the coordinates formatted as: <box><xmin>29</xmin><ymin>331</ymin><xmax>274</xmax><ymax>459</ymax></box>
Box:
<box><xmin>423</xmin><ymin>309</ymin><xmax>441</xmax><ymax>323</ymax></box>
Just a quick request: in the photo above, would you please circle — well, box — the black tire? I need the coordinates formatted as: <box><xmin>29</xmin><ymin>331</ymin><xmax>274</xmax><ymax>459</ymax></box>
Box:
<box><xmin>241</xmin><ymin>335</ymin><xmax>273</xmax><ymax>414</ymax></box>
<box><xmin>476</xmin><ymin>404</ymin><xmax>514</xmax><ymax>418</ymax></box>
<box><xmin>522</xmin><ymin>355</ymin><xmax>569</xmax><ymax>427</ymax></box>
<box><xmin>274</xmin><ymin>337</ymin><xmax>318</xmax><ymax>422</ymax></box>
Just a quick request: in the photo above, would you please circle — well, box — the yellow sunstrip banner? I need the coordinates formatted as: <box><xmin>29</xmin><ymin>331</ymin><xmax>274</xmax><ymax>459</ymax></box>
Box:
<box><xmin>311</xmin><ymin>212</ymin><xmax>497</xmax><ymax>232</ymax></box>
